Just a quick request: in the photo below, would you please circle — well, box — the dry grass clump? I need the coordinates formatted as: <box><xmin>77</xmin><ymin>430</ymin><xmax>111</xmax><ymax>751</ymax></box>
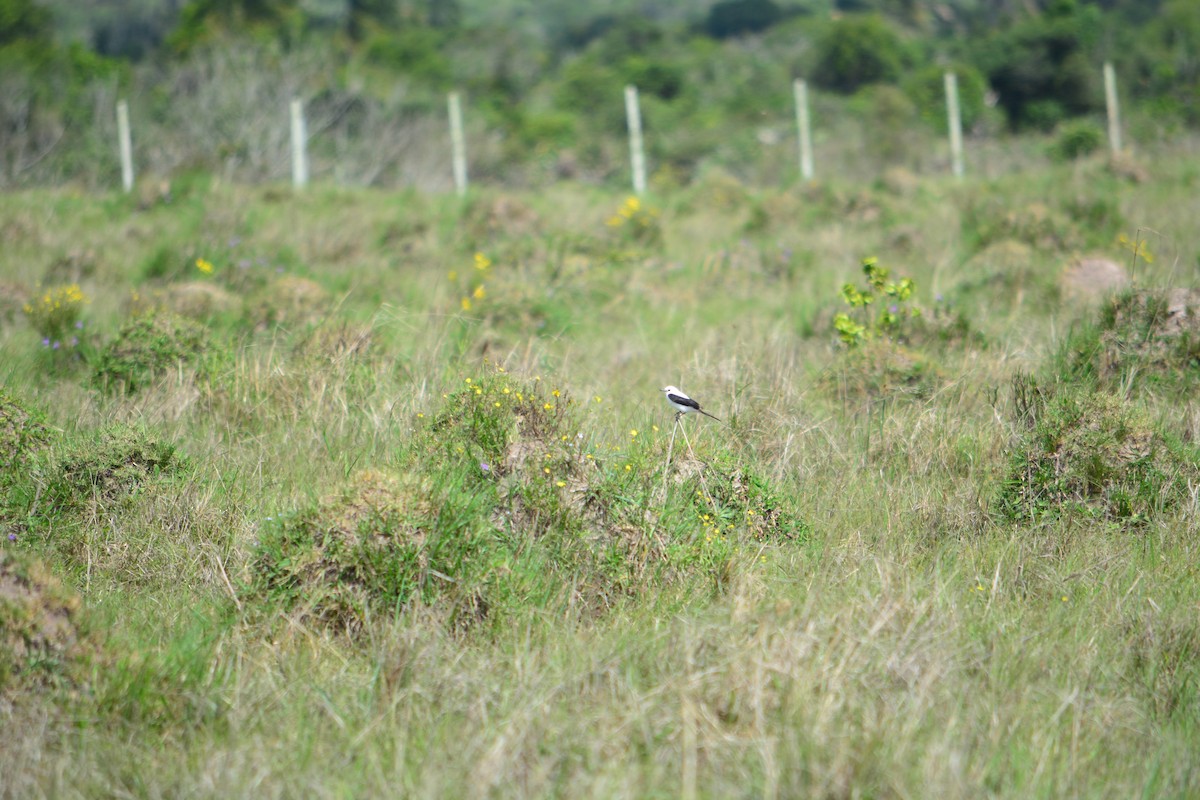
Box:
<box><xmin>0</xmin><ymin>549</ymin><xmax>95</xmax><ymax>698</ymax></box>
<box><xmin>964</xmin><ymin>200</ymin><xmax>1078</xmax><ymax>253</ymax></box>
<box><xmin>293</xmin><ymin>320</ymin><xmax>375</xmax><ymax>364</ymax></box>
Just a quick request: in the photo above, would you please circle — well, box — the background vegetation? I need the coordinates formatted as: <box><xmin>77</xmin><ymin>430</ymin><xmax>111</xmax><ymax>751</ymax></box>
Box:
<box><xmin>0</xmin><ymin>0</ymin><xmax>1198</xmax><ymax>189</ymax></box>
<box><xmin>3</xmin><ymin>1</ymin><xmax>1200</xmax><ymax>797</ymax></box>
<box><xmin>2</xmin><ymin>129</ymin><xmax>1200</xmax><ymax>795</ymax></box>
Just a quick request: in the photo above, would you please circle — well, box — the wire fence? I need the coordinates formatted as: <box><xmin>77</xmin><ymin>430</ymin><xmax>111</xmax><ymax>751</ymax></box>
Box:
<box><xmin>4</xmin><ymin>56</ymin><xmax>1140</xmax><ymax>195</ymax></box>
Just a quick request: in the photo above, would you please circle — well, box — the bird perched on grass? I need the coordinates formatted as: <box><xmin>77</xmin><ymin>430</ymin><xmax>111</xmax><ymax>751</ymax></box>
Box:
<box><xmin>661</xmin><ymin>385</ymin><xmax>721</xmax><ymax>422</ymax></box>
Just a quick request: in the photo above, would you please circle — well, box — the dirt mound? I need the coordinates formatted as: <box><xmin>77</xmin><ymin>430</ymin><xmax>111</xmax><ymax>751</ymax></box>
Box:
<box><xmin>1061</xmin><ymin>257</ymin><xmax>1129</xmax><ymax>301</ymax></box>
<box><xmin>0</xmin><ymin>550</ymin><xmax>93</xmax><ymax>696</ymax></box>
<box><xmin>252</xmin><ymin>276</ymin><xmax>330</xmax><ymax>327</ymax></box>
<box><xmin>129</xmin><ymin>281</ymin><xmax>241</xmax><ymax>320</ymax></box>
<box><xmin>1095</xmin><ymin>289</ymin><xmax>1200</xmax><ymax>385</ymax></box>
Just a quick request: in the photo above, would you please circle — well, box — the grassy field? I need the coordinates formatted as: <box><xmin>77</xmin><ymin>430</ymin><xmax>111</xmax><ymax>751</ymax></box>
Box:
<box><xmin>2</xmin><ymin>145</ymin><xmax>1200</xmax><ymax>798</ymax></box>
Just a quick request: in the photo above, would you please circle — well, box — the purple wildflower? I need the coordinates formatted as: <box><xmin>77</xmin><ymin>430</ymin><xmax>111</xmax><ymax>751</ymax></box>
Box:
<box><xmin>52</xmin><ymin>340</ymin><xmax>61</xmax><ymax>350</ymax></box>
<box><xmin>75</xmin><ymin>320</ymin><xmax>84</xmax><ymax>329</ymax></box>
<box><xmin>481</xmin><ymin>463</ymin><xmax>491</xmax><ymax>473</ymax></box>
<box><xmin>7</xmin><ymin>533</ymin><xmax>16</xmax><ymax>541</ymax></box>
<box><xmin>888</xmin><ymin>305</ymin><xmax>898</xmax><ymax>314</ymax></box>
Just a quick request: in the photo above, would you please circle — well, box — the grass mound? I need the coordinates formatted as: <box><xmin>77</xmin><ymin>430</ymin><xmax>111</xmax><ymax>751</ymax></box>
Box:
<box><xmin>951</xmin><ymin>239</ymin><xmax>1059</xmax><ymax>315</ymax></box>
<box><xmin>825</xmin><ymin>339</ymin><xmax>941</xmax><ymax>400</ymax></box>
<box><xmin>250</xmin><ymin>276</ymin><xmax>331</xmax><ymax>328</ymax></box>
<box><xmin>997</xmin><ymin>380</ymin><xmax>1200</xmax><ymax>524</ymax></box>
<box><xmin>93</xmin><ymin>312</ymin><xmax>211</xmax><ymax>393</ymax></box>
<box><xmin>127</xmin><ymin>281</ymin><xmax>242</xmax><ymax>321</ymax></box>
<box><xmin>0</xmin><ymin>549</ymin><xmax>95</xmax><ymax>696</ymax></box>
<box><xmin>51</xmin><ymin>425</ymin><xmax>182</xmax><ymax>508</ymax></box>
<box><xmin>250</xmin><ymin>469</ymin><xmax>488</xmax><ymax>631</ymax></box>
<box><xmin>0</xmin><ymin>391</ymin><xmax>54</xmax><ymax>471</ymax></box>
<box><xmin>1061</xmin><ymin>288</ymin><xmax>1200</xmax><ymax>394</ymax></box>
<box><xmin>250</xmin><ymin>371</ymin><xmax>806</xmax><ymax>631</ymax></box>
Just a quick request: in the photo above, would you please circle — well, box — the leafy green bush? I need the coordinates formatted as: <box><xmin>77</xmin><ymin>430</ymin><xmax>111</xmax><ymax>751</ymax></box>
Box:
<box><xmin>811</xmin><ymin>14</ymin><xmax>907</xmax><ymax>94</ymax></box>
<box><xmin>833</xmin><ymin>257</ymin><xmax>919</xmax><ymax>347</ymax></box>
<box><xmin>973</xmin><ymin>1</ymin><xmax>1102</xmax><ymax>130</ymax></box>
<box><xmin>1049</xmin><ymin>120</ymin><xmax>1104</xmax><ymax>161</ymax></box>
<box><xmin>92</xmin><ymin>312</ymin><xmax>211</xmax><ymax>393</ymax></box>
<box><xmin>997</xmin><ymin>380</ymin><xmax>1200</xmax><ymax>524</ymax></box>
<box><xmin>704</xmin><ymin>0</ymin><xmax>784</xmax><ymax>40</ymax></box>
<box><xmin>902</xmin><ymin>63</ymin><xmax>988</xmax><ymax>132</ymax></box>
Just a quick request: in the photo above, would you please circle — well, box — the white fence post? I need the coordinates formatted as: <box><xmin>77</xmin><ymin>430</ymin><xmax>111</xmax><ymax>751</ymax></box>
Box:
<box><xmin>793</xmin><ymin>79</ymin><xmax>814</xmax><ymax>182</ymax></box>
<box><xmin>290</xmin><ymin>98</ymin><xmax>308</xmax><ymax>189</ymax></box>
<box><xmin>116</xmin><ymin>99</ymin><xmax>134</xmax><ymax>193</ymax></box>
<box><xmin>944</xmin><ymin>72</ymin><xmax>964</xmax><ymax>179</ymax></box>
<box><xmin>624</xmin><ymin>85</ymin><xmax>646</xmax><ymax>196</ymax></box>
<box><xmin>448</xmin><ymin>91</ymin><xmax>468</xmax><ymax>197</ymax></box>
<box><xmin>1103</xmin><ymin>62</ymin><xmax>1122</xmax><ymax>156</ymax></box>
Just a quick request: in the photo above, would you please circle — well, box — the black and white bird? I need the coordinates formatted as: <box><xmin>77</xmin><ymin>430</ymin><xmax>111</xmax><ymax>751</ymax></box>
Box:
<box><xmin>661</xmin><ymin>385</ymin><xmax>721</xmax><ymax>422</ymax></box>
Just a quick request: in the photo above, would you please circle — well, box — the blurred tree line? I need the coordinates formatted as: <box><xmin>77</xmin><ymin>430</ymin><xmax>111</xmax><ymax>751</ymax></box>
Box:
<box><xmin>1</xmin><ymin>0</ymin><xmax>1197</xmax><ymax>187</ymax></box>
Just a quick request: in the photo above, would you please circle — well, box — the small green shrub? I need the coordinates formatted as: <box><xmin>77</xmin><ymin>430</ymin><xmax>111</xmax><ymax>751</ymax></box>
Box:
<box><xmin>22</xmin><ymin>283</ymin><xmax>89</xmax><ymax>344</ymax></box>
<box><xmin>997</xmin><ymin>379</ymin><xmax>1200</xmax><ymax>524</ymax></box>
<box><xmin>811</xmin><ymin>14</ymin><xmax>907</xmax><ymax>94</ymax></box>
<box><xmin>833</xmin><ymin>257</ymin><xmax>919</xmax><ymax>347</ymax></box>
<box><xmin>1050</xmin><ymin>120</ymin><xmax>1104</xmax><ymax>161</ymax></box>
<box><xmin>92</xmin><ymin>312</ymin><xmax>210</xmax><ymax>393</ymax></box>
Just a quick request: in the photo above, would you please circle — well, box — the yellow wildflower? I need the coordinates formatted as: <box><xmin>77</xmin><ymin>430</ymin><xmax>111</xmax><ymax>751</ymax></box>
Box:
<box><xmin>195</xmin><ymin>258</ymin><xmax>214</xmax><ymax>274</ymax></box>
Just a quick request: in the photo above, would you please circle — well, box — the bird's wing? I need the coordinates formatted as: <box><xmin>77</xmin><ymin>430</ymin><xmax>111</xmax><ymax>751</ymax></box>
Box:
<box><xmin>667</xmin><ymin>392</ymin><xmax>701</xmax><ymax>411</ymax></box>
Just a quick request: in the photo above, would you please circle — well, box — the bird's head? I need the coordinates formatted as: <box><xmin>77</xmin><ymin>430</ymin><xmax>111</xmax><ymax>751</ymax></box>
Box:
<box><xmin>661</xmin><ymin>385</ymin><xmax>679</xmax><ymax>395</ymax></box>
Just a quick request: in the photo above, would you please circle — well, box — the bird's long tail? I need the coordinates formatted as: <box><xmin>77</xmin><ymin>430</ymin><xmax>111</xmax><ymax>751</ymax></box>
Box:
<box><xmin>699</xmin><ymin>409</ymin><xmax>721</xmax><ymax>422</ymax></box>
